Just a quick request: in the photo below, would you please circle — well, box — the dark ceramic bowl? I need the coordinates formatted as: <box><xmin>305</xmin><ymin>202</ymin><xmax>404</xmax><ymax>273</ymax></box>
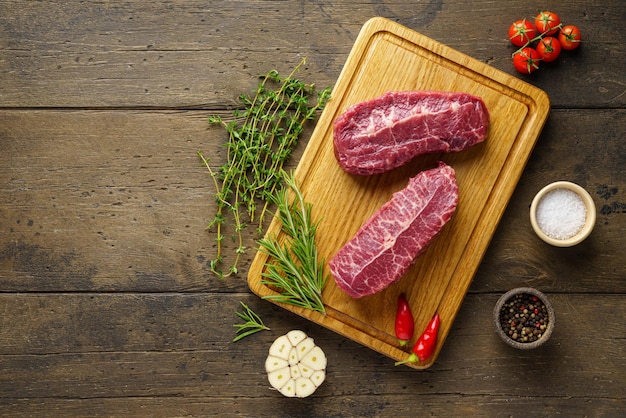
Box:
<box><xmin>493</xmin><ymin>287</ymin><xmax>555</xmax><ymax>350</ymax></box>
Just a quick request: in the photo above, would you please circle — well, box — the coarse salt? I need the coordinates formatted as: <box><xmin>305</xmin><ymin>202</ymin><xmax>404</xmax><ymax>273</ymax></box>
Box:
<box><xmin>536</xmin><ymin>188</ymin><xmax>587</xmax><ymax>240</ymax></box>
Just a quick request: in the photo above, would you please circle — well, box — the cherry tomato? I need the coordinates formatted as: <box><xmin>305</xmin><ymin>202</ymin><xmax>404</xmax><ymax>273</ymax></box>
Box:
<box><xmin>513</xmin><ymin>47</ymin><xmax>541</xmax><ymax>74</ymax></box>
<box><xmin>508</xmin><ymin>19</ymin><xmax>537</xmax><ymax>47</ymax></box>
<box><xmin>559</xmin><ymin>25</ymin><xmax>582</xmax><ymax>50</ymax></box>
<box><xmin>536</xmin><ymin>37</ymin><xmax>562</xmax><ymax>62</ymax></box>
<box><xmin>535</xmin><ymin>11</ymin><xmax>561</xmax><ymax>36</ymax></box>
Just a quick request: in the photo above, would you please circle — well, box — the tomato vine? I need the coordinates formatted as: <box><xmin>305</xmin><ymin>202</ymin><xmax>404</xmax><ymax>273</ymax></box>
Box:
<box><xmin>507</xmin><ymin>11</ymin><xmax>582</xmax><ymax>74</ymax></box>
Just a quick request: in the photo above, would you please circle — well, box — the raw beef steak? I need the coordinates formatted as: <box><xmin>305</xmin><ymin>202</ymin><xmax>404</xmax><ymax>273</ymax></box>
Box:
<box><xmin>329</xmin><ymin>162</ymin><xmax>458</xmax><ymax>298</ymax></box>
<box><xmin>333</xmin><ymin>91</ymin><xmax>489</xmax><ymax>175</ymax></box>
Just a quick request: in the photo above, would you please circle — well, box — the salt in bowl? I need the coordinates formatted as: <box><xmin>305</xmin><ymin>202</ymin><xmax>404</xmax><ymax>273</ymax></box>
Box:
<box><xmin>529</xmin><ymin>181</ymin><xmax>596</xmax><ymax>247</ymax></box>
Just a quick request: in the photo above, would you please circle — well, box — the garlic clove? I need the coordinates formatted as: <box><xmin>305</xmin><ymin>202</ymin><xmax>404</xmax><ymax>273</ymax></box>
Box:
<box><xmin>295</xmin><ymin>337</ymin><xmax>316</xmax><ymax>361</ymax></box>
<box><xmin>310</xmin><ymin>369</ymin><xmax>326</xmax><ymax>387</ymax></box>
<box><xmin>265</xmin><ymin>355</ymin><xmax>289</xmax><ymax>373</ymax></box>
<box><xmin>287</xmin><ymin>346</ymin><xmax>299</xmax><ymax>366</ymax></box>
<box><xmin>298</xmin><ymin>363</ymin><xmax>314</xmax><ymax>378</ymax></box>
<box><xmin>268</xmin><ymin>335</ymin><xmax>291</xmax><ymax>360</ymax></box>
<box><xmin>267</xmin><ymin>367</ymin><xmax>291</xmax><ymax>390</ymax></box>
<box><xmin>290</xmin><ymin>363</ymin><xmax>301</xmax><ymax>379</ymax></box>
<box><xmin>300</xmin><ymin>346</ymin><xmax>327</xmax><ymax>370</ymax></box>
<box><xmin>294</xmin><ymin>377</ymin><xmax>317</xmax><ymax>398</ymax></box>
<box><xmin>286</xmin><ymin>330</ymin><xmax>307</xmax><ymax>346</ymax></box>
<box><xmin>279</xmin><ymin>378</ymin><xmax>296</xmax><ymax>398</ymax></box>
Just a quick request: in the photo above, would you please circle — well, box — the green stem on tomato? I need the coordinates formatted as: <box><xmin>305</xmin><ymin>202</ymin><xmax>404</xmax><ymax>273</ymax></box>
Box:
<box><xmin>512</xmin><ymin>23</ymin><xmax>563</xmax><ymax>57</ymax></box>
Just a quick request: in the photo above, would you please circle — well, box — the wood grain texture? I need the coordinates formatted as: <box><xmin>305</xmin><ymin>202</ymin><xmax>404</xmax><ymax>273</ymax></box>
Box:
<box><xmin>0</xmin><ymin>293</ymin><xmax>623</xmax><ymax>416</ymax></box>
<box><xmin>1</xmin><ymin>1</ymin><xmax>624</xmax><ymax>108</ymax></box>
<box><xmin>1</xmin><ymin>110</ymin><xmax>622</xmax><ymax>293</ymax></box>
<box><xmin>248</xmin><ymin>17</ymin><xmax>551</xmax><ymax>369</ymax></box>
<box><xmin>1</xmin><ymin>0</ymin><xmax>625</xmax><ymax>416</ymax></box>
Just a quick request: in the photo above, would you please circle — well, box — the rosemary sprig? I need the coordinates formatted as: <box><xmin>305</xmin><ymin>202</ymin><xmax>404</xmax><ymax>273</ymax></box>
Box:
<box><xmin>233</xmin><ymin>302</ymin><xmax>270</xmax><ymax>342</ymax></box>
<box><xmin>258</xmin><ymin>171</ymin><xmax>327</xmax><ymax>314</ymax></box>
<box><xmin>200</xmin><ymin>58</ymin><xmax>331</xmax><ymax>278</ymax></box>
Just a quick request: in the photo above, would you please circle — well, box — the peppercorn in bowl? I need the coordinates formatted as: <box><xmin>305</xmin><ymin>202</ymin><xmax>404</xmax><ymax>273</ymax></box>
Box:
<box><xmin>493</xmin><ymin>287</ymin><xmax>555</xmax><ymax>350</ymax></box>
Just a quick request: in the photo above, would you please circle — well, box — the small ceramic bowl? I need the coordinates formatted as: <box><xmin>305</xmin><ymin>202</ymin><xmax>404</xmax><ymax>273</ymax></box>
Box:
<box><xmin>493</xmin><ymin>287</ymin><xmax>555</xmax><ymax>350</ymax></box>
<box><xmin>530</xmin><ymin>181</ymin><xmax>596</xmax><ymax>247</ymax></box>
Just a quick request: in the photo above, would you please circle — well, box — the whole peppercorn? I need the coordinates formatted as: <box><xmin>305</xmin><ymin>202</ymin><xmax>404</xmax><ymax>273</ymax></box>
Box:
<box><xmin>499</xmin><ymin>293</ymin><xmax>550</xmax><ymax>343</ymax></box>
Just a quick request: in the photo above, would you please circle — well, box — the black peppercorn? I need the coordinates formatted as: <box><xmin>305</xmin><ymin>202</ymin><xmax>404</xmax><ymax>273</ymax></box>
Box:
<box><xmin>499</xmin><ymin>293</ymin><xmax>550</xmax><ymax>344</ymax></box>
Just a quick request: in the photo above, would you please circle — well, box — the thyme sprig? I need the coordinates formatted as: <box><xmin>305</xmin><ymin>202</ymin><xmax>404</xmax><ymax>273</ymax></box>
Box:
<box><xmin>233</xmin><ymin>302</ymin><xmax>270</xmax><ymax>342</ymax></box>
<box><xmin>199</xmin><ymin>58</ymin><xmax>331</xmax><ymax>278</ymax></box>
<box><xmin>259</xmin><ymin>171</ymin><xmax>327</xmax><ymax>314</ymax></box>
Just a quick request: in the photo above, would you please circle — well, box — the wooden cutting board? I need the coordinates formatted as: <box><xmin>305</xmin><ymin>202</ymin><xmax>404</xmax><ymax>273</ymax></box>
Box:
<box><xmin>248</xmin><ymin>17</ymin><xmax>550</xmax><ymax>369</ymax></box>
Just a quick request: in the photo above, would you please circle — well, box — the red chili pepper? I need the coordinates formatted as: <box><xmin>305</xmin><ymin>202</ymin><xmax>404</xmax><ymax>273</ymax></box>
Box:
<box><xmin>395</xmin><ymin>293</ymin><xmax>414</xmax><ymax>347</ymax></box>
<box><xmin>395</xmin><ymin>313</ymin><xmax>440</xmax><ymax>365</ymax></box>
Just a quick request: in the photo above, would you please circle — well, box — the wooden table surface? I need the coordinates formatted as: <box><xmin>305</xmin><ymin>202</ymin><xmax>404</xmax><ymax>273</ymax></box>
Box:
<box><xmin>1</xmin><ymin>1</ymin><xmax>624</xmax><ymax>416</ymax></box>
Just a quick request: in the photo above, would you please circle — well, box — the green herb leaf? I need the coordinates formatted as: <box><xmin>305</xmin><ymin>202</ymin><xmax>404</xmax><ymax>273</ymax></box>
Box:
<box><xmin>232</xmin><ymin>302</ymin><xmax>270</xmax><ymax>342</ymax></box>
<box><xmin>199</xmin><ymin>58</ymin><xmax>332</xmax><ymax>277</ymax></box>
<box><xmin>259</xmin><ymin>171</ymin><xmax>327</xmax><ymax>314</ymax></box>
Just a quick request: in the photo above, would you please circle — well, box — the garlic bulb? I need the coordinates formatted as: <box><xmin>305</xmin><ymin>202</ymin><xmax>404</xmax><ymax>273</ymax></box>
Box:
<box><xmin>265</xmin><ymin>330</ymin><xmax>327</xmax><ymax>398</ymax></box>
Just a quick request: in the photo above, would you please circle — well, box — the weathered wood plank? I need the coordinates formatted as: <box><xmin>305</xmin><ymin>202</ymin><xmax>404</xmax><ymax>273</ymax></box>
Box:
<box><xmin>0</xmin><ymin>1</ymin><xmax>624</xmax><ymax>415</ymax></box>
<box><xmin>1</xmin><ymin>395</ymin><xmax>623</xmax><ymax>418</ymax></box>
<box><xmin>473</xmin><ymin>108</ymin><xmax>626</xmax><ymax>293</ymax></box>
<box><xmin>0</xmin><ymin>293</ymin><xmax>623</xmax><ymax>416</ymax></box>
<box><xmin>1</xmin><ymin>0</ymin><xmax>624</xmax><ymax>108</ymax></box>
<box><xmin>2</xmin><ymin>395</ymin><xmax>622</xmax><ymax>418</ymax></box>
<box><xmin>0</xmin><ymin>109</ymin><xmax>295</xmax><ymax>292</ymax></box>
<box><xmin>1</xmin><ymin>109</ymin><xmax>623</xmax><ymax>293</ymax></box>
